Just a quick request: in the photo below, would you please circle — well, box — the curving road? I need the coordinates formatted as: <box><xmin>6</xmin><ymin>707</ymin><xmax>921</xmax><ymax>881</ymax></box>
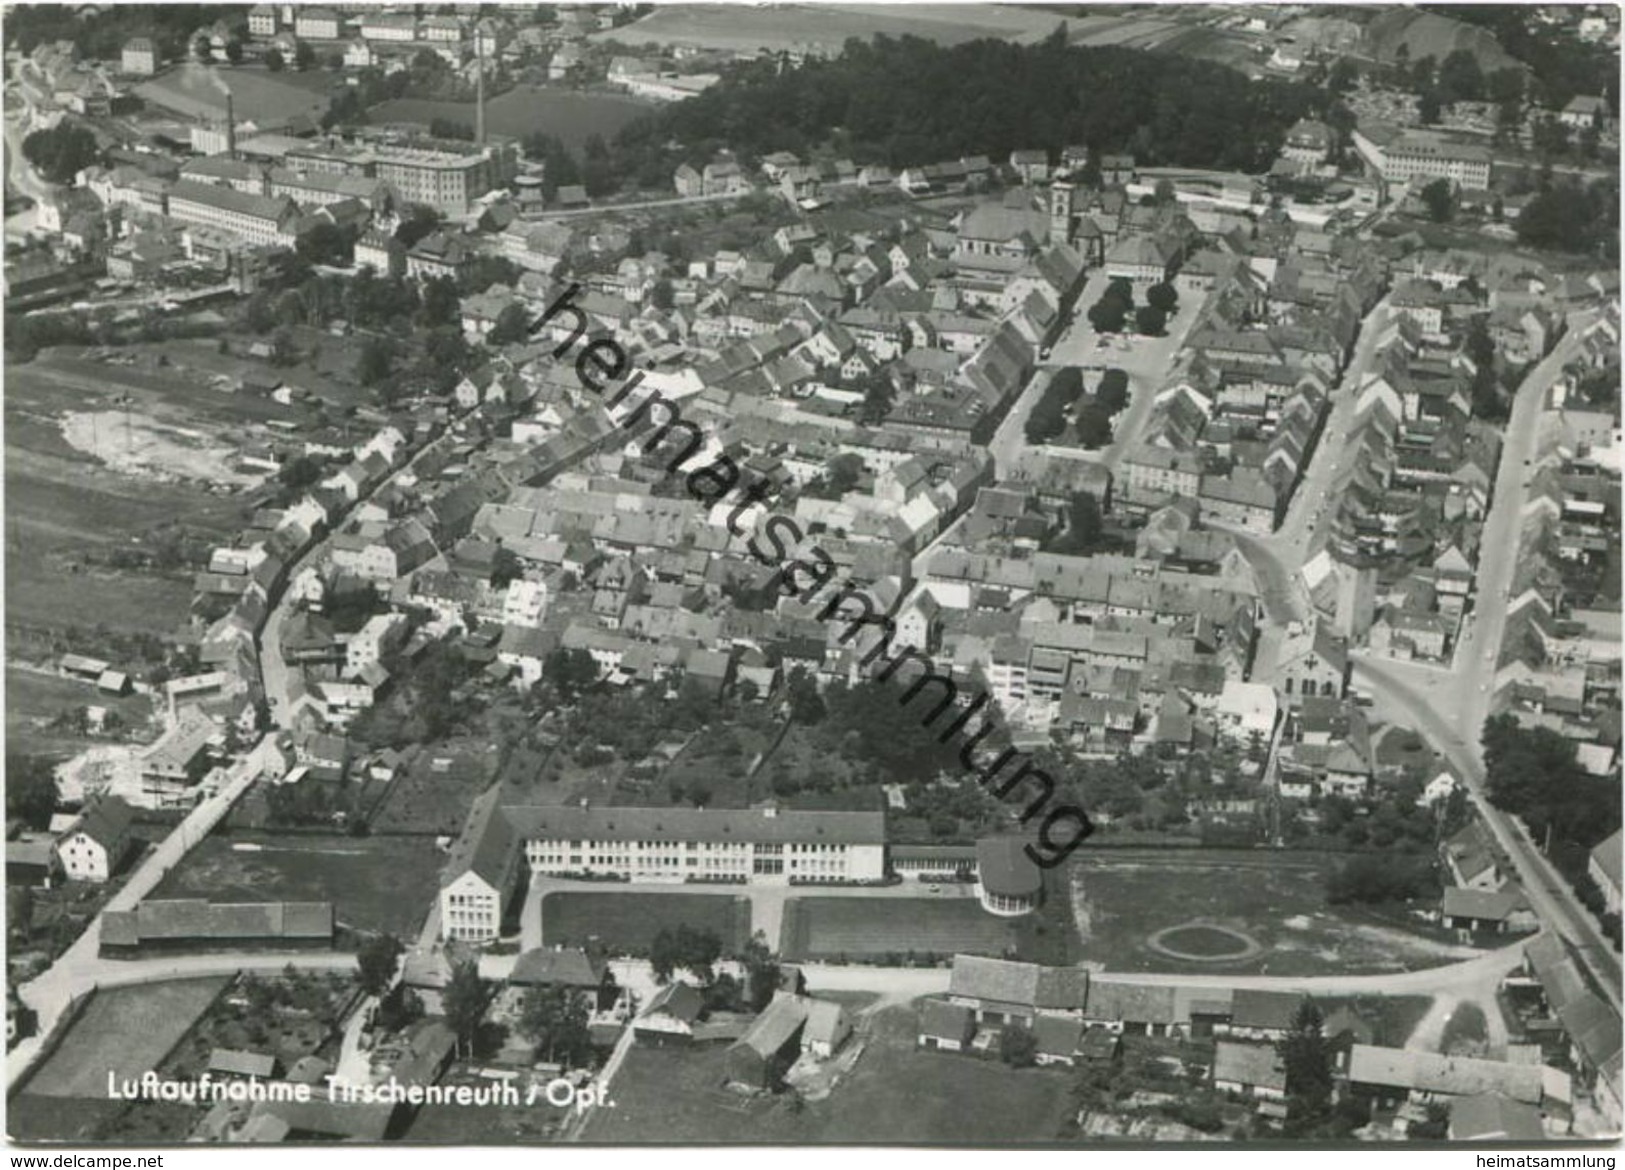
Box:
<box><xmin>1355</xmin><ymin>654</ymin><xmax>1622</xmax><ymax>1013</ymax></box>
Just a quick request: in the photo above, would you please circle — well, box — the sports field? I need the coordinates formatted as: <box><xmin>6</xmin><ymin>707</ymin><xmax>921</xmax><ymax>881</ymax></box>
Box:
<box><xmin>779</xmin><ymin>896</ymin><xmax>1017</xmax><ymax>961</ymax></box>
<box><xmin>539</xmin><ymin>890</ymin><xmax>752</xmax><ymax>954</ymax></box>
<box><xmin>1074</xmin><ymin>848</ymin><xmax>1478</xmax><ymax>976</ymax></box>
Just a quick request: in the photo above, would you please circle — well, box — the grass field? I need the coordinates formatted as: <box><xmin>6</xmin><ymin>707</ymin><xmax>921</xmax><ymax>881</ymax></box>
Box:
<box><xmin>24</xmin><ymin>977</ymin><xmax>230</xmax><ymax>1099</ymax></box>
<box><xmin>586</xmin><ymin>1001</ymin><xmax>1073</xmax><ymax>1143</ymax></box>
<box><xmin>539</xmin><ymin>890</ymin><xmax>751</xmax><ymax>954</ymax></box>
<box><xmin>597</xmin><ymin>3</ymin><xmax>1074</xmax><ymax>53</ymax></box>
<box><xmin>1074</xmin><ymin>849</ymin><xmax>1476</xmax><ymax>976</ymax></box>
<box><xmin>371</xmin><ymin>88</ymin><xmax>652</xmax><ymax>154</ymax></box>
<box><xmin>134</xmin><ymin>62</ymin><xmax>338</xmax><ymax>125</ymax></box>
<box><xmin>5</xmin><ymin>666</ymin><xmax>156</xmax><ymax>759</ymax></box>
<box><xmin>149</xmin><ymin>833</ymin><xmax>442</xmax><ymax>938</ymax></box>
<box><xmin>779</xmin><ymin>897</ymin><xmax>1017</xmax><ymax>962</ymax></box>
<box><xmin>369</xmin><ymin>745</ymin><xmax>493</xmax><ymax>835</ymax></box>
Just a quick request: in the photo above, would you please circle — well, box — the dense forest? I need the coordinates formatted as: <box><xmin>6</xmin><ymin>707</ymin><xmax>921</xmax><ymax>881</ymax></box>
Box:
<box><xmin>614</xmin><ymin>30</ymin><xmax>1319</xmax><ymax>176</ymax></box>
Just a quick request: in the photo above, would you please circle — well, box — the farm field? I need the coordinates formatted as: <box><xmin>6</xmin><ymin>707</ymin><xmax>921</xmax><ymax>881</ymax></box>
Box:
<box><xmin>539</xmin><ymin>890</ymin><xmax>751</xmax><ymax>954</ymax></box>
<box><xmin>1074</xmin><ymin>849</ymin><xmax>1479</xmax><ymax>977</ymax></box>
<box><xmin>779</xmin><ymin>896</ymin><xmax>1017</xmax><ymax>962</ymax></box>
<box><xmin>593</xmin><ymin>2</ymin><xmax>1072</xmax><ymax>54</ymax></box>
<box><xmin>149</xmin><ymin>832</ymin><xmax>442</xmax><ymax>938</ymax></box>
<box><xmin>23</xmin><ymin>977</ymin><xmax>231</xmax><ymax>1100</ymax></box>
<box><xmin>371</xmin><ymin>88</ymin><xmax>652</xmax><ymax>154</ymax></box>
<box><xmin>586</xmin><ymin>1001</ymin><xmax>1073</xmax><ymax>1143</ymax></box>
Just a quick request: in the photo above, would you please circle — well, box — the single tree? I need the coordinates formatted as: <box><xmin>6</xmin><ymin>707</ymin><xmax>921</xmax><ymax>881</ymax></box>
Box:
<box><xmin>1145</xmin><ymin>282</ymin><xmax>1179</xmax><ymax>314</ymax></box>
<box><xmin>5</xmin><ymin>754</ymin><xmax>58</xmax><ymax>829</ymax></box>
<box><xmin>1096</xmin><ymin>368</ymin><xmax>1131</xmax><ymax>414</ymax></box>
<box><xmin>1134</xmin><ymin>303</ymin><xmax>1168</xmax><ymax>336</ymax></box>
<box><xmin>1000</xmin><ymin>1024</ymin><xmax>1038</xmax><ymax>1067</ymax></box>
<box><xmin>1277</xmin><ymin>998</ymin><xmax>1334</xmax><ymax>1128</ymax></box>
<box><xmin>1418</xmin><ymin>88</ymin><xmax>1443</xmax><ymax>125</ymax></box>
<box><xmin>1075</xmin><ymin>402</ymin><xmax>1114</xmax><ymax>450</ymax></box>
<box><xmin>486</xmin><ymin>302</ymin><xmax>531</xmax><ymax>347</ymax></box>
<box><xmin>356</xmin><ymin>933</ymin><xmax>404</xmax><ymax>997</ymax></box>
<box><xmin>519</xmin><ymin>983</ymin><xmax>591</xmax><ymax>1065</ymax></box>
<box><xmin>224</xmin><ymin>38</ymin><xmax>244</xmax><ymax>65</ymax></box>
<box><xmin>356</xmin><ymin>336</ymin><xmax>396</xmax><ymax>387</ymax></box>
<box><xmin>266</xmin><ymin>48</ymin><xmax>285</xmax><ymax>71</ymax></box>
<box><xmin>740</xmin><ymin>936</ymin><xmax>781</xmax><ymax>1012</ymax></box>
<box><xmin>442</xmin><ymin>959</ymin><xmax>488</xmax><ymax>1058</ymax></box>
<box><xmin>1087</xmin><ymin>298</ymin><xmax>1127</xmax><ymax>335</ymax></box>
<box><xmin>1419</xmin><ymin>178</ymin><xmax>1455</xmax><ymax>224</ymax></box>
<box><xmin>294</xmin><ymin>40</ymin><xmax>317</xmax><ymax>71</ymax></box>
<box><xmin>193</xmin><ymin>34</ymin><xmax>212</xmax><ymax>62</ymax></box>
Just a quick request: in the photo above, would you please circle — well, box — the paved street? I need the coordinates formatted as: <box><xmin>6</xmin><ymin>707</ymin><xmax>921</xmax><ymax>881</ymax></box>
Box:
<box><xmin>262</xmin><ymin>430</ymin><xmax>466</xmax><ymax>727</ymax></box>
<box><xmin>7</xmin><ymin>950</ymin><xmax>357</xmax><ymax>1089</ymax></box>
<box><xmin>1348</xmin><ymin>310</ymin><xmax>1622</xmax><ymax>1013</ymax></box>
<box><xmin>6</xmin><ymin>738</ymin><xmax>279</xmax><ymax>1087</ymax></box>
<box><xmin>1355</xmin><ymin>654</ymin><xmax>1623</xmax><ymax>1014</ymax></box>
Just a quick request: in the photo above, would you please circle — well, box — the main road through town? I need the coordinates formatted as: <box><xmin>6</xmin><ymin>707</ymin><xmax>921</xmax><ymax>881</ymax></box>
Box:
<box><xmin>6</xmin><ymin>735</ymin><xmax>290</xmax><ymax>1088</ymax></box>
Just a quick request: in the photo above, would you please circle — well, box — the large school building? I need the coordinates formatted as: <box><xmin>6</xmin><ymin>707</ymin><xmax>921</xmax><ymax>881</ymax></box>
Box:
<box><xmin>439</xmin><ymin>792</ymin><xmax>887</xmax><ymax>942</ymax></box>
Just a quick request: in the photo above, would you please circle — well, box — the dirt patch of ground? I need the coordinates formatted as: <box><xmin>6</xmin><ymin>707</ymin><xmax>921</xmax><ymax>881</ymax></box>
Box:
<box><xmin>61</xmin><ymin>410</ymin><xmax>263</xmax><ymax>487</ymax></box>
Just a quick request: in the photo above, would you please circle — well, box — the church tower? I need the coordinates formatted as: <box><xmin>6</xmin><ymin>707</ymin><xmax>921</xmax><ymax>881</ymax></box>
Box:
<box><xmin>1049</xmin><ymin>180</ymin><xmax>1076</xmax><ymax>247</ymax></box>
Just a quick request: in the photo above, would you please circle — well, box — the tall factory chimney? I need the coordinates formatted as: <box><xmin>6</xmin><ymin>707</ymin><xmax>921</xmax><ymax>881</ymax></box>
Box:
<box><xmin>225</xmin><ymin>91</ymin><xmax>237</xmax><ymax>159</ymax></box>
<box><xmin>475</xmin><ymin>31</ymin><xmax>486</xmax><ymax>146</ymax></box>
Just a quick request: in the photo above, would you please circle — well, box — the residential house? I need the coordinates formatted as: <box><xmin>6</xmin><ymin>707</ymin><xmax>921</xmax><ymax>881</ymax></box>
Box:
<box><xmin>917</xmin><ymin>999</ymin><xmax>976</xmax><ymax>1052</ymax></box>
<box><xmin>53</xmin><ymin>795</ymin><xmax>135</xmax><ymax>883</ymax></box>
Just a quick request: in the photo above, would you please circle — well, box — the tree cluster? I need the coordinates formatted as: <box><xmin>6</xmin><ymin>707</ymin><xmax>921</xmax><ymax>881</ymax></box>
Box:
<box><xmin>1024</xmin><ymin>366</ymin><xmax>1086</xmax><ymax>444</ymax></box>
<box><xmin>623</xmin><ymin>30</ymin><xmax>1316</xmax><ymax>179</ymax></box>
<box><xmin>1483</xmin><ymin>714</ymin><xmax>1620</xmax><ymax>853</ymax></box>
<box><xmin>5</xmin><ymin>754</ymin><xmax>59</xmax><ymax>830</ymax></box>
<box><xmin>21</xmin><ymin>123</ymin><xmax>99</xmax><ymax>185</ymax></box>
<box><xmin>649</xmin><ymin>924</ymin><xmax>723</xmax><ymax>984</ymax></box>
<box><xmin>1324</xmin><ymin>853</ymin><xmax>1437</xmax><ymax>904</ymax></box>
<box><xmin>1515</xmin><ymin>180</ymin><xmax>1619</xmax><ymax>257</ymax></box>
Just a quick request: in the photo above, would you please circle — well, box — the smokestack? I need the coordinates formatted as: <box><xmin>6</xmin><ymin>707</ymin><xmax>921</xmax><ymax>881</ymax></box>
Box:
<box><xmin>475</xmin><ymin>32</ymin><xmax>486</xmax><ymax>146</ymax></box>
<box><xmin>225</xmin><ymin>91</ymin><xmax>236</xmax><ymax>159</ymax></box>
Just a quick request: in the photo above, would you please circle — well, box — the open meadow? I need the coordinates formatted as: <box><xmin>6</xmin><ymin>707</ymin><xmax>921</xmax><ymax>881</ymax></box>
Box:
<box><xmin>5</xmin><ymin>346</ymin><xmax>285</xmax><ymax>648</ymax></box>
<box><xmin>593</xmin><ymin>2</ymin><xmax>1073</xmax><ymax>54</ymax></box>
<box><xmin>5</xmin><ymin>666</ymin><xmax>156</xmax><ymax>759</ymax></box>
<box><xmin>371</xmin><ymin>88</ymin><xmax>653</xmax><ymax>153</ymax></box>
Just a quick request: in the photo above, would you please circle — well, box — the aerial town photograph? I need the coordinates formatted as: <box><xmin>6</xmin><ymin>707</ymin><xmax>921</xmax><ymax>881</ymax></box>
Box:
<box><xmin>0</xmin><ymin>0</ymin><xmax>1620</xmax><ymax>1154</ymax></box>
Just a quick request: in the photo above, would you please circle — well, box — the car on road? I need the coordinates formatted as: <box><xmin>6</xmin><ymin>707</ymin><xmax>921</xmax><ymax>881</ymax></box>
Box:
<box><xmin>928</xmin><ymin>884</ymin><xmax>941</xmax><ymax>893</ymax></box>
